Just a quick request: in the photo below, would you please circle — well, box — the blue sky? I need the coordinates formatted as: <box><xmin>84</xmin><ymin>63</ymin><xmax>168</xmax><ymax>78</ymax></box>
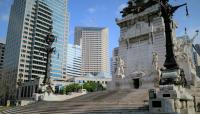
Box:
<box><xmin>0</xmin><ymin>0</ymin><xmax>200</xmax><ymax>57</ymax></box>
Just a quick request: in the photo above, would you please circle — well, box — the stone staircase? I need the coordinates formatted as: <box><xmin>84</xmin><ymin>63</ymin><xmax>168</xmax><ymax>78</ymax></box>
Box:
<box><xmin>2</xmin><ymin>89</ymin><xmax>149</xmax><ymax>114</ymax></box>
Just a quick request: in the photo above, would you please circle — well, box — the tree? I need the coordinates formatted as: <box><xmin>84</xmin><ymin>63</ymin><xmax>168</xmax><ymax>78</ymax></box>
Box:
<box><xmin>64</xmin><ymin>82</ymin><xmax>106</xmax><ymax>94</ymax></box>
<box><xmin>64</xmin><ymin>83</ymin><xmax>81</xmax><ymax>94</ymax></box>
<box><xmin>83</xmin><ymin>82</ymin><xmax>96</xmax><ymax>92</ymax></box>
<box><xmin>83</xmin><ymin>82</ymin><xmax>105</xmax><ymax>92</ymax></box>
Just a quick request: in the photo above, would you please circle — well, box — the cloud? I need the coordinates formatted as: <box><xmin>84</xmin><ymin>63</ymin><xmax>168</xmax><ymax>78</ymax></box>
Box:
<box><xmin>187</xmin><ymin>26</ymin><xmax>200</xmax><ymax>42</ymax></box>
<box><xmin>87</xmin><ymin>7</ymin><xmax>96</xmax><ymax>14</ymax></box>
<box><xmin>116</xmin><ymin>3</ymin><xmax>127</xmax><ymax>17</ymax></box>
<box><xmin>0</xmin><ymin>14</ymin><xmax>9</xmax><ymax>21</ymax></box>
<box><xmin>0</xmin><ymin>38</ymin><xmax>6</xmax><ymax>43</ymax></box>
<box><xmin>80</xmin><ymin>17</ymin><xmax>98</xmax><ymax>27</ymax></box>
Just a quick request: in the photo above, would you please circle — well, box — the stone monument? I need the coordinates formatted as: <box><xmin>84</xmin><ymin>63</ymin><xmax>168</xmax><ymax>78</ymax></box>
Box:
<box><xmin>113</xmin><ymin>0</ymin><xmax>198</xmax><ymax>113</ymax></box>
<box><xmin>112</xmin><ymin>0</ymin><xmax>168</xmax><ymax>90</ymax></box>
<box><xmin>3</xmin><ymin>0</ymin><xmax>200</xmax><ymax>114</ymax></box>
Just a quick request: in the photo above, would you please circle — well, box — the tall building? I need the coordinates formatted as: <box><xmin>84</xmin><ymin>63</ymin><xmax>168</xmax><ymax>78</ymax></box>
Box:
<box><xmin>0</xmin><ymin>43</ymin><xmax>5</xmax><ymax>78</ymax></box>
<box><xmin>193</xmin><ymin>46</ymin><xmax>200</xmax><ymax>77</ymax></box>
<box><xmin>110</xmin><ymin>47</ymin><xmax>119</xmax><ymax>76</ymax></box>
<box><xmin>195</xmin><ymin>44</ymin><xmax>200</xmax><ymax>55</ymax></box>
<box><xmin>3</xmin><ymin>0</ymin><xmax>68</xmax><ymax>101</ymax></box>
<box><xmin>74</xmin><ymin>27</ymin><xmax>109</xmax><ymax>77</ymax></box>
<box><xmin>0</xmin><ymin>43</ymin><xmax>5</xmax><ymax>99</ymax></box>
<box><xmin>66</xmin><ymin>44</ymin><xmax>81</xmax><ymax>77</ymax></box>
<box><xmin>193</xmin><ymin>52</ymin><xmax>200</xmax><ymax>66</ymax></box>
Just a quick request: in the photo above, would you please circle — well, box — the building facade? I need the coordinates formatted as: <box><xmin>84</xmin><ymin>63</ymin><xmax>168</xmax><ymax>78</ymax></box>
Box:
<box><xmin>193</xmin><ymin>51</ymin><xmax>200</xmax><ymax>66</ymax></box>
<box><xmin>0</xmin><ymin>43</ymin><xmax>5</xmax><ymax>102</ymax></box>
<box><xmin>66</xmin><ymin>44</ymin><xmax>81</xmax><ymax>77</ymax></box>
<box><xmin>193</xmin><ymin>50</ymin><xmax>200</xmax><ymax>77</ymax></box>
<box><xmin>194</xmin><ymin>44</ymin><xmax>200</xmax><ymax>77</ymax></box>
<box><xmin>0</xmin><ymin>43</ymin><xmax>5</xmax><ymax>78</ymax></box>
<box><xmin>74</xmin><ymin>27</ymin><xmax>110</xmax><ymax>78</ymax></box>
<box><xmin>195</xmin><ymin>44</ymin><xmax>200</xmax><ymax>55</ymax></box>
<box><xmin>110</xmin><ymin>47</ymin><xmax>119</xmax><ymax>76</ymax></box>
<box><xmin>3</xmin><ymin>0</ymin><xmax>68</xmax><ymax>102</ymax></box>
<box><xmin>73</xmin><ymin>76</ymin><xmax>111</xmax><ymax>88</ymax></box>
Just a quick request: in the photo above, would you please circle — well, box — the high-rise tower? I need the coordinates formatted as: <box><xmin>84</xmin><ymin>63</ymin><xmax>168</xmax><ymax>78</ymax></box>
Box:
<box><xmin>0</xmin><ymin>43</ymin><xmax>5</xmax><ymax>79</ymax></box>
<box><xmin>74</xmin><ymin>27</ymin><xmax>109</xmax><ymax>77</ymax></box>
<box><xmin>66</xmin><ymin>44</ymin><xmax>82</xmax><ymax>77</ymax></box>
<box><xmin>3</xmin><ymin>0</ymin><xmax>68</xmax><ymax>101</ymax></box>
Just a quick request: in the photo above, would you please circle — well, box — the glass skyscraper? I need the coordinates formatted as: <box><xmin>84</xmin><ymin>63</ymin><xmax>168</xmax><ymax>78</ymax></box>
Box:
<box><xmin>43</xmin><ymin>0</ymin><xmax>69</xmax><ymax>79</ymax></box>
<box><xmin>66</xmin><ymin>44</ymin><xmax>82</xmax><ymax>77</ymax></box>
<box><xmin>3</xmin><ymin>0</ymin><xmax>68</xmax><ymax>101</ymax></box>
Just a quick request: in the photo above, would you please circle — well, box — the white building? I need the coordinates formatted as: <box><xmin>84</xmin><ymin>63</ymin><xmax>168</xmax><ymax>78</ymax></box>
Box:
<box><xmin>74</xmin><ymin>27</ymin><xmax>110</xmax><ymax>78</ymax></box>
<box><xmin>67</xmin><ymin>76</ymin><xmax>111</xmax><ymax>88</ymax></box>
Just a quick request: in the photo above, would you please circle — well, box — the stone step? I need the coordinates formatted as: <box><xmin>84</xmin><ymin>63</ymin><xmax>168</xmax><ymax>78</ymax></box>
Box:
<box><xmin>3</xmin><ymin>104</ymin><xmax>147</xmax><ymax>114</ymax></box>
<box><xmin>2</xmin><ymin>89</ymin><xmax>149</xmax><ymax>114</ymax></box>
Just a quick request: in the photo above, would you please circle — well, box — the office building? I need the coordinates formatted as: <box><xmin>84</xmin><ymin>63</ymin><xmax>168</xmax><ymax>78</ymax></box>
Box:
<box><xmin>193</xmin><ymin>52</ymin><xmax>200</xmax><ymax>66</ymax></box>
<box><xmin>66</xmin><ymin>44</ymin><xmax>81</xmax><ymax>77</ymax></box>
<box><xmin>74</xmin><ymin>27</ymin><xmax>109</xmax><ymax>77</ymax></box>
<box><xmin>0</xmin><ymin>43</ymin><xmax>5</xmax><ymax>102</ymax></box>
<box><xmin>0</xmin><ymin>43</ymin><xmax>5</xmax><ymax>78</ymax></box>
<box><xmin>3</xmin><ymin>0</ymin><xmax>68</xmax><ymax>102</ymax></box>
<box><xmin>193</xmin><ymin>51</ymin><xmax>200</xmax><ymax>77</ymax></box>
<box><xmin>195</xmin><ymin>44</ymin><xmax>200</xmax><ymax>55</ymax></box>
<box><xmin>110</xmin><ymin>47</ymin><xmax>119</xmax><ymax>76</ymax></box>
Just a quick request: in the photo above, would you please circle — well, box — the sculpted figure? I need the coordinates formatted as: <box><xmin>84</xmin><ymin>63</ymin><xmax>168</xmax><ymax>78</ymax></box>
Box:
<box><xmin>152</xmin><ymin>52</ymin><xmax>161</xmax><ymax>87</ymax></box>
<box><xmin>152</xmin><ymin>52</ymin><xmax>158</xmax><ymax>71</ymax></box>
<box><xmin>115</xmin><ymin>56</ymin><xmax>125</xmax><ymax>79</ymax></box>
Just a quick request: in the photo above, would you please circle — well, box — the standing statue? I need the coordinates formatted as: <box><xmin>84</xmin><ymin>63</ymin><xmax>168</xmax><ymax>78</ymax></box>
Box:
<box><xmin>152</xmin><ymin>52</ymin><xmax>160</xmax><ymax>88</ymax></box>
<box><xmin>120</xmin><ymin>0</ymin><xmax>157</xmax><ymax>17</ymax></box>
<box><xmin>152</xmin><ymin>52</ymin><xmax>158</xmax><ymax>71</ymax></box>
<box><xmin>115</xmin><ymin>56</ymin><xmax>125</xmax><ymax>79</ymax></box>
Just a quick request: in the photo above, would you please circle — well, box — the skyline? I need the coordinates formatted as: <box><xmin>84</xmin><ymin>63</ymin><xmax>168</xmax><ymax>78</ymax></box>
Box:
<box><xmin>1</xmin><ymin>0</ymin><xmax>200</xmax><ymax>57</ymax></box>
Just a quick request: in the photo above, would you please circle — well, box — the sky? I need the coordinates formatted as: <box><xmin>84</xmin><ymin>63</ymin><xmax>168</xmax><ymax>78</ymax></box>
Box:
<box><xmin>0</xmin><ymin>0</ymin><xmax>200</xmax><ymax>57</ymax></box>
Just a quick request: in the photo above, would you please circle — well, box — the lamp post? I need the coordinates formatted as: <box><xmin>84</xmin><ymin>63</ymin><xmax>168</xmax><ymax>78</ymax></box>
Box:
<box><xmin>42</xmin><ymin>25</ymin><xmax>56</xmax><ymax>94</ymax></box>
<box><xmin>159</xmin><ymin>0</ymin><xmax>188</xmax><ymax>70</ymax></box>
<box><xmin>16</xmin><ymin>73</ymin><xmax>23</xmax><ymax>106</ymax></box>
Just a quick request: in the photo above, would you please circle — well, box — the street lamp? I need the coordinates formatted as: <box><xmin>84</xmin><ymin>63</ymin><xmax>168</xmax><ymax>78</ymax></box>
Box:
<box><xmin>42</xmin><ymin>24</ymin><xmax>56</xmax><ymax>94</ymax></box>
<box><xmin>16</xmin><ymin>73</ymin><xmax>23</xmax><ymax>106</ymax></box>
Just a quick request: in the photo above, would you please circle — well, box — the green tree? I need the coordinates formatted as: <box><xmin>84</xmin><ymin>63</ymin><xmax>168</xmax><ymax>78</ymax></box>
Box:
<box><xmin>64</xmin><ymin>82</ymin><xmax>106</xmax><ymax>94</ymax></box>
<box><xmin>96</xmin><ymin>83</ymin><xmax>106</xmax><ymax>91</ymax></box>
<box><xmin>83</xmin><ymin>82</ymin><xmax>105</xmax><ymax>92</ymax></box>
<box><xmin>83</xmin><ymin>82</ymin><xmax>96</xmax><ymax>92</ymax></box>
<box><xmin>64</xmin><ymin>83</ymin><xmax>81</xmax><ymax>94</ymax></box>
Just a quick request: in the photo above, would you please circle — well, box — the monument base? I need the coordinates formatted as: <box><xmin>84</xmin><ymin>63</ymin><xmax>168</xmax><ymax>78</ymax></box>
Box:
<box><xmin>149</xmin><ymin>68</ymin><xmax>196</xmax><ymax>114</ymax></box>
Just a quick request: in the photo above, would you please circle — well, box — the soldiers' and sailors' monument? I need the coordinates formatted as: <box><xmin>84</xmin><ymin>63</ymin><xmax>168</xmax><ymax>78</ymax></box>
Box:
<box><xmin>3</xmin><ymin>0</ymin><xmax>200</xmax><ymax>114</ymax></box>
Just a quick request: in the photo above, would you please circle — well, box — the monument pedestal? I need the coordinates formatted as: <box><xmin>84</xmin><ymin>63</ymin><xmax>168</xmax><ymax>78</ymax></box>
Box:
<box><xmin>149</xmin><ymin>69</ymin><xmax>195</xmax><ymax>114</ymax></box>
